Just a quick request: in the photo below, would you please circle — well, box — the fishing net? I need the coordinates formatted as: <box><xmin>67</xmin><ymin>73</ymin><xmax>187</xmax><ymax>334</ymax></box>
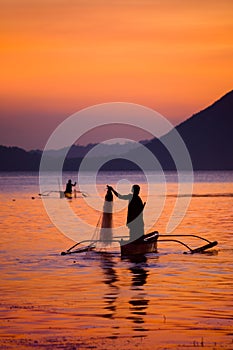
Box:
<box><xmin>91</xmin><ymin>189</ymin><xmax>113</xmax><ymax>248</ymax></box>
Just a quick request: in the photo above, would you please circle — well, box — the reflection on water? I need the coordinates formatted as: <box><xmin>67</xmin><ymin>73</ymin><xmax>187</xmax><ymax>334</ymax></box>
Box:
<box><xmin>128</xmin><ymin>258</ymin><xmax>150</xmax><ymax>332</ymax></box>
<box><xmin>101</xmin><ymin>254</ymin><xmax>119</xmax><ymax>319</ymax></box>
<box><xmin>100</xmin><ymin>254</ymin><xmax>151</xmax><ymax>333</ymax></box>
<box><xmin>0</xmin><ymin>172</ymin><xmax>233</xmax><ymax>349</ymax></box>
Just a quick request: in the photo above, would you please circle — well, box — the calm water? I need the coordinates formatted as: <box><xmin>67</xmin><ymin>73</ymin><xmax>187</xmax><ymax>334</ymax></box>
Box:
<box><xmin>0</xmin><ymin>171</ymin><xmax>232</xmax><ymax>349</ymax></box>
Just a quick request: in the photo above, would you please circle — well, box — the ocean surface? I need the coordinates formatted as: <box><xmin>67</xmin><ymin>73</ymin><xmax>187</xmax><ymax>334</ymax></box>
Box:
<box><xmin>0</xmin><ymin>171</ymin><xmax>232</xmax><ymax>349</ymax></box>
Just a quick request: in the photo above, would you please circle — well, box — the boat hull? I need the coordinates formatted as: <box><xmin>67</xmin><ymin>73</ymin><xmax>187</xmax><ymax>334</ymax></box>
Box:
<box><xmin>120</xmin><ymin>231</ymin><xmax>159</xmax><ymax>256</ymax></box>
<box><xmin>64</xmin><ymin>192</ymin><xmax>72</xmax><ymax>199</ymax></box>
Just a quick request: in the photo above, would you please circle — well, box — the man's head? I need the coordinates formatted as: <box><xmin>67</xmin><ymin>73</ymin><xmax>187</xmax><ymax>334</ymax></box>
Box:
<box><xmin>132</xmin><ymin>184</ymin><xmax>140</xmax><ymax>195</ymax></box>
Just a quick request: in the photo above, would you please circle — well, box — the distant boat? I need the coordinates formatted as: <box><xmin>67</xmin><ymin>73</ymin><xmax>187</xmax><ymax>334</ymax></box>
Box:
<box><xmin>64</xmin><ymin>192</ymin><xmax>72</xmax><ymax>199</ymax></box>
<box><xmin>39</xmin><ymin>189</ymin><xmax>88</xmax><ymax>199</ymax></box>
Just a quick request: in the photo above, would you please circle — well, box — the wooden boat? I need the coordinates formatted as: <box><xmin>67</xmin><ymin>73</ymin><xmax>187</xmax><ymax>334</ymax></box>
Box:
<box><xmin>64</xmin><ymin>192</ymin><xmax>72</xmax><ymax>199</ymax></box>
<box><xmin>61</xmin><ymin>232</ymin><xmax>218</xmax><ymax>256</ymax></box>
<box><xmin>120</xmin><ymin>231</ymin><xmax>159</xmax><ymax>256</ymax></box>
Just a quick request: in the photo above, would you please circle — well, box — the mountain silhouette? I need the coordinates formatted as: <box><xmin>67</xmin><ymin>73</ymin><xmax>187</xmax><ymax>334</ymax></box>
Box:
<box><xmin>176</xmin><ymin>89</ymin><xmax>233</xmax><ymax>169</ymax></box>
<box><xmin>144</xmin><ymin>89</ymin><xmax>233</xmax><ymax>170</ymax></box>
<box><xmin>0</xmin><ymin>146</ymin><xmax>41</xmax><ymax>171</ymax></box>
<box><xmin>0</xmin><ymin>90</ymin><xmax>232</xmax><ymax>171</ymax></box>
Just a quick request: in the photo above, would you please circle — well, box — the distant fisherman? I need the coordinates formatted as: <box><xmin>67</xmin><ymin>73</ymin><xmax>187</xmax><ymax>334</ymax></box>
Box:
<box><xmin>107</xmin><ymin>184</ymin><xmax>145</xmax><ymax>241</ymax></box>
<box><xmin>65</xmin><ymin>179</ymin><xmax>76</xmax><ymax>197</ymax></box>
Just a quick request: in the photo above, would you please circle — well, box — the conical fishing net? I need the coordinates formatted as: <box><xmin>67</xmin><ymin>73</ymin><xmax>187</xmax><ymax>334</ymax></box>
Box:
<box><xmin>90</xmin><ymin>188</ymin><xmax>113</xmax><ymax>248</ymax></box>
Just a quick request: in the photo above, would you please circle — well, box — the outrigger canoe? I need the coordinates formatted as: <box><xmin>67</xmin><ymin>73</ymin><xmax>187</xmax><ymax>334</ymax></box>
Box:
<box><xmin>39</xmin><ymin>190</ymin><xmax>88</xmax><ymax>199</ymax></box>
<box><xmin>61</xmin><ymin>232</ymin><xmax>218</xmax><ymax>256</ymax></box>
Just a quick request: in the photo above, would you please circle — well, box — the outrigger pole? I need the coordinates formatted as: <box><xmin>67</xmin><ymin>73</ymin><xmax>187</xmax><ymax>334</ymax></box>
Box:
<box><xmin>61</xmin><ymin>238</ymin><xmax>124</xmax><ymax>255</ymax></box>
<box><xmin>157</xmin><ymin>234</ymin><xmax>218</xmax><ymax>254</ymax></box>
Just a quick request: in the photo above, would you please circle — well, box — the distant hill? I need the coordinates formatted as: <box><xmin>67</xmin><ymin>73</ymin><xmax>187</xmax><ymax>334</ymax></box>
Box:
<box><xmin>46</xmin><ymin>141</ymin><xmax>140</xmax><ymax>159</ymax></box>
<box><xmin>176</xmin><ymin>89</ymin><xmax>233</xmax><ymax>170</ymax></box>
<box><xmin>0</xmin><ymin>146</ymin><xmax>41</xmax><ymax>171</ymax></box>
<box><xmin>144</xmin><ymin>89</ymin><xmax>233</xmax><ymax>170</ymax></box>
<box><xmin>0</xmin><ymin>90</ymin><xmax>232</xmax><ymax>171</ymax></box>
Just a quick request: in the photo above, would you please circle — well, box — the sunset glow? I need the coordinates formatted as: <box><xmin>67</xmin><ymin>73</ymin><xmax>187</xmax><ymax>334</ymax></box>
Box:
<box><xmin>0</xmin><ymin>0</ymin><xmax>232</xmax><ymax>149</ymax></box>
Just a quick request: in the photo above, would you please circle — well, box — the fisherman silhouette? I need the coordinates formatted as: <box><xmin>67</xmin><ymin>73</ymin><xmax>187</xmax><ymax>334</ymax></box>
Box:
<box><xmin>64</xmin><ymin>179</ymin><xmax>76</xmax><ymax>197</ymax></box>
<box><xmin>107</xmin><ymin>184</ymin><xmax>145</xmax><ymax>241</ymax></box>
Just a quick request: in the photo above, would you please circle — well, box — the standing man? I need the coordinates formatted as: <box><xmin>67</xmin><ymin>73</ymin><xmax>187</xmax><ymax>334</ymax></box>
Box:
<box><xmin>64</xmin><ymin>179</ymin><xmax>76</xmax><ymax>197</ymax></box>
<box><xmin>107</xmin><ymin>184</ymin><xmax>145</xmax><ymax>241</ymax></box>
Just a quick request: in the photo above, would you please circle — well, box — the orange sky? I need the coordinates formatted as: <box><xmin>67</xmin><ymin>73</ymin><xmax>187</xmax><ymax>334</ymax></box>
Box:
<box><xmin>0</xmin><ymin>0</ymin><xmax>232</xmax><ymax>149</ymax></box>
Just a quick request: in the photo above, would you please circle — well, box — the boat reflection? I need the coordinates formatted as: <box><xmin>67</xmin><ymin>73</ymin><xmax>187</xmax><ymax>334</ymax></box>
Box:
<box><xmin>100</xmin><ymin>253</ymin><xmax>119</xmax><ymax>319</ymax></box>
<box><xmin>126</xmin><ymin>255</ymin><xmax>150</xmax><ymax>332</ymax></box>
<box><xmin>100</xmin><ymin>253</ymin><xmax>158</xmax><ymax>334</ymax></box>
